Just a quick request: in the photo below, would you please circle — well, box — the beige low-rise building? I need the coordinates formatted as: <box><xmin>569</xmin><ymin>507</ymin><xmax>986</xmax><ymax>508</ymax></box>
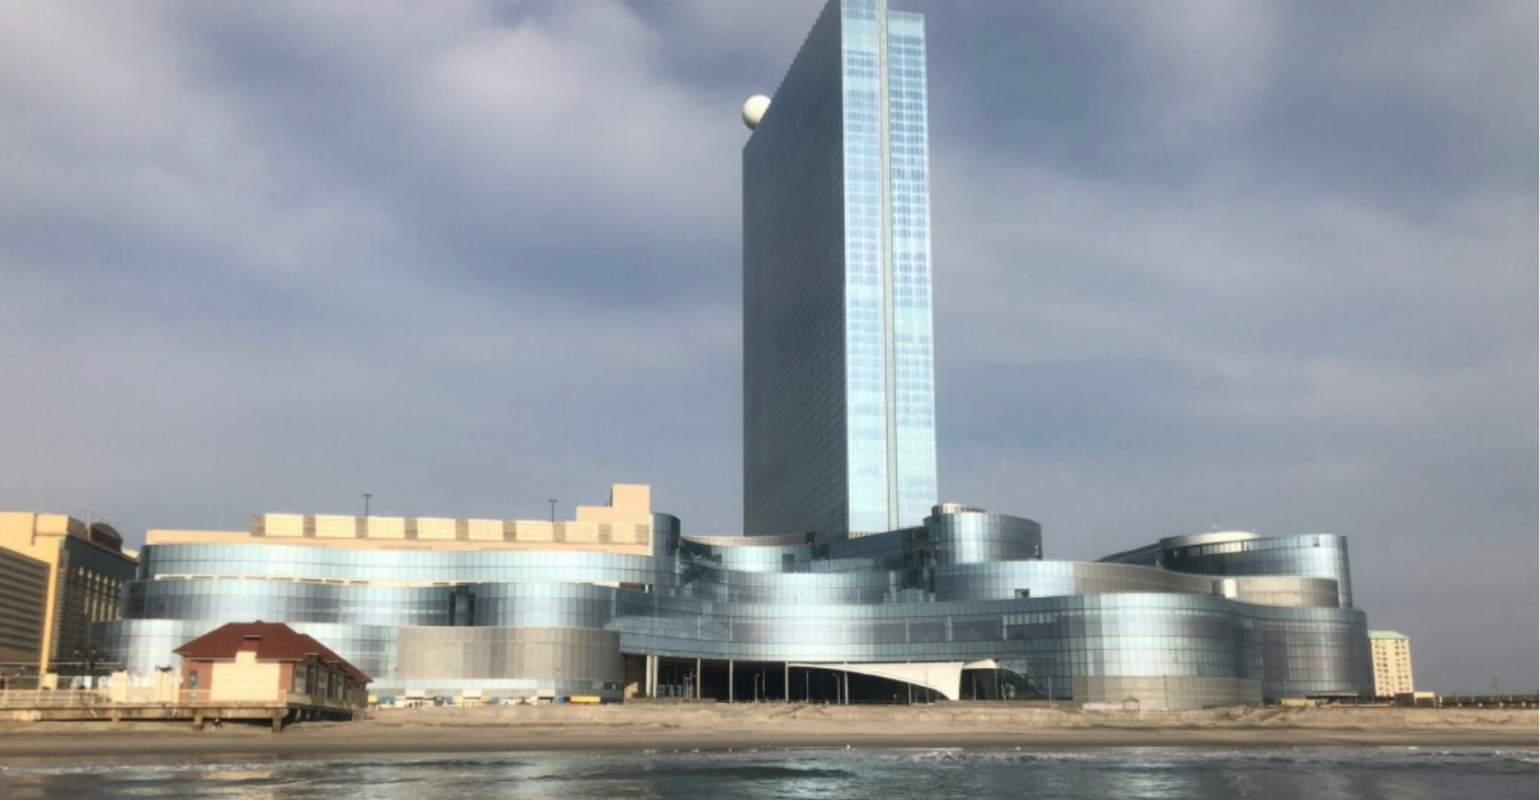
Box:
<box><xmin>1369</xmin><ymin>630</ymin><xmax>1415</xmax><ymax>697</ymax></box>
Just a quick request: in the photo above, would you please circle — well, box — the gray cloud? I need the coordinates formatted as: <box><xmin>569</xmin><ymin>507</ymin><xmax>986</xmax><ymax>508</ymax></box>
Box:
<box><xmin>0</xmin><ymin>0</ymin><xmax>1531</xmax><ymax>694</ymax></box>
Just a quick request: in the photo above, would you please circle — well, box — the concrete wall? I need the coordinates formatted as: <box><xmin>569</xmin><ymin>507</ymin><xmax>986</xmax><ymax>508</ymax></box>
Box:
<box><xmin>1073</xmin><ymin>675</ymin><xmax>1262</xmax><ymax>711</ymax></box>
<box><xmin>209</xmin><ymin>650</ymin><xmax>282</xmax><ymax>703</ymax></box>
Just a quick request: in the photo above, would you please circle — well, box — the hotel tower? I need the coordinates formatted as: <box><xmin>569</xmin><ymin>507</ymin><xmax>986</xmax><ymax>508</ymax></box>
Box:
<box><xmin>742</xmin><ymin>0</ymin><xmax>938</xmax><ymax>537</ymax></box>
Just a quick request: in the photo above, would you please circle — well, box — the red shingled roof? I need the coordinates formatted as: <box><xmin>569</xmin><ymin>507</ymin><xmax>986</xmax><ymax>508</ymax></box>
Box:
<box><xmin>174</xmin><ymin>621</ymin><xmax>371</xmax><ymax>683</ymax></box>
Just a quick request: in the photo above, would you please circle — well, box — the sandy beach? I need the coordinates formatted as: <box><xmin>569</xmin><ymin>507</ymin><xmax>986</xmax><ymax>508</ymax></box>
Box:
<box><xmin>0</xmin><ymin>704</ymin><xmax>1534</xmax><ymax>760</ymax></box>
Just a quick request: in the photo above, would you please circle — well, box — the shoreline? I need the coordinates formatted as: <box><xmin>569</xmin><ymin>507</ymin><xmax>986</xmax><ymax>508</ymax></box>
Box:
<box><xmin>2</xmin><ymin>705</ymin><xmax>1534</xmax><ymax>761</ymax></box>
<box><xmin>1</xmin><ymin>730</ymin><xmax>1536</xmax><ymax>762</ymax></box>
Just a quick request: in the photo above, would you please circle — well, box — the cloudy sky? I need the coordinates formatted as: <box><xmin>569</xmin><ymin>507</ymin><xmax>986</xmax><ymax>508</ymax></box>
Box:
<box><xmin>1</xmin><ymin>1</ymin><xmax>1533</xmax><ymax>693</ymax></box>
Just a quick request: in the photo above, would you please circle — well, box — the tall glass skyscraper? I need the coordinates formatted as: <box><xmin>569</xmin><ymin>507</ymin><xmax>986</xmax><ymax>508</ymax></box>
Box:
<box><xmin>743</xmin><ymin>0</ymin><xmax>938</xmax><ymax>537</ymax></box>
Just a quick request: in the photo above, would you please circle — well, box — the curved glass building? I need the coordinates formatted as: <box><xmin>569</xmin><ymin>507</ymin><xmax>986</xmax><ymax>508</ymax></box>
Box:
<box><xmin>102</xmin><ymin>487</ymin><xmax>1373</xmax><ymax>709</ymax></box>
<box><xmin>102</xmin><ymin>0</ymin><xmax>1377</xmax><ymax>711</ymax></box>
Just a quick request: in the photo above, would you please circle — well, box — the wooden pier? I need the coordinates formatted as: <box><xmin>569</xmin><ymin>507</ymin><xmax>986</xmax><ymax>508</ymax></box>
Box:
<box><xmin>1</xmin><ymin>690</ymin><xmax>360</xmax><ymax>732</ymax></box>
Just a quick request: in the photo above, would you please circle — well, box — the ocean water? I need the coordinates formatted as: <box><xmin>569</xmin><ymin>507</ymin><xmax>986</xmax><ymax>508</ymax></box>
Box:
<box><xmin>0</xmin><ymin>747</ymin><xmax>1534</xmax><ymax>800</ymax></box>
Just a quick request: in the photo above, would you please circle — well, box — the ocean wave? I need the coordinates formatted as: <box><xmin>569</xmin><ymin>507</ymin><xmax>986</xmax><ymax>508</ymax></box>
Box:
<box><xmin>893</xmin><ymin>746</ymin><xmax>1540</xmax><ymax>771</ymax></box>
<box><xmin>531</xmin><ymin>763</ymin><xmax>857</xmax><ymax>783</ymax></box>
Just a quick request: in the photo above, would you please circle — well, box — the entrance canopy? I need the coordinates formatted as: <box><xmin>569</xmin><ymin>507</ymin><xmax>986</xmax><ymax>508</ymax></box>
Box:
<box><xmin>788</xmin><ymin>660</ymin><xmax>997</xmax><ymax>701</ymax></box>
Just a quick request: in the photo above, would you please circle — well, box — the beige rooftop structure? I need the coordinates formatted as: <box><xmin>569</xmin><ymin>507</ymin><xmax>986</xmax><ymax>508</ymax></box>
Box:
<box><xmin>147</xmin><ymin>484</ymin><xmax>656</xmax><ymax>556</ymax></box>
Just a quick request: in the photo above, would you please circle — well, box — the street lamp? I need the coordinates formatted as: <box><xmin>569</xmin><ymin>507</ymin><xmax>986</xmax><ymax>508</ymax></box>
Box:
<box><xmin>73</xmin><ymin>645</ymin><xmax>104</xmax><ymax>688</ymax></box>
<box><xmin>363</xmin><ymin>493</ymin><xmax>372</xmax><ymax>517</ymax></box>
<box><xmin>549</xmin><ymin>499</ymin><xmax>557</xmax><ymax>523</ymax></box>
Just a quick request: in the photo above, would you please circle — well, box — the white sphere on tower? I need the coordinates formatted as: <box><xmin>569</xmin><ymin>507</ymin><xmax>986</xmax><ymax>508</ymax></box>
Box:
<box><xmin>742</xmin><ymin>95</ymin><xmax>771</xmax><ymax>130</ymax></box>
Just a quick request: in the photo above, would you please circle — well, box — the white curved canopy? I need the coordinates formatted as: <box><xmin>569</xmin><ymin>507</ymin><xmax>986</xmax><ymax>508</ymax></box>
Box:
<box><xmin>787</xmin><ymin>660</ymin><xmax>997</xmax><ymax>701</ymax></box>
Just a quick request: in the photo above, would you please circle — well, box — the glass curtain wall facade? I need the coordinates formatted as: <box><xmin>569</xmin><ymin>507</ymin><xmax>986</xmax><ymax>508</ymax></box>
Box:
<box><xmin>103</xmin><ymin>508</ymin><xmax>1374</xmax><ymax>707</ymax></box>
<box><xmin>744</xmin><ymin>0</ymin><xmax>937</xmax><ymax>538</ymax></box>
<box><xmin>1101</xmin><ymin>531</ymin><xmax>1356</xmax><ymax>610</ymax></box>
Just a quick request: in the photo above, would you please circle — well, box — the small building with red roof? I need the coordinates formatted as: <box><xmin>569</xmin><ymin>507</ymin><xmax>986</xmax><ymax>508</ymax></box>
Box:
<box><xmin>174</xmin><ymin>621</ymin><xmax>370</xmax><ymax>714</ymax></box>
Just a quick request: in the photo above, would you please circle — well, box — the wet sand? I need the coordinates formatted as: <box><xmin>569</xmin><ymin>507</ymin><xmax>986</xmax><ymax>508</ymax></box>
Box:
<box><xmin>1</xmin><ymin>704</ymin><xmax>1534</xmax><ymax>760</ymax></box>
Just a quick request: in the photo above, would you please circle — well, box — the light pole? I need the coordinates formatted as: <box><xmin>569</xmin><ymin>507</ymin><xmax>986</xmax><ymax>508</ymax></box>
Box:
<box><xmin>549</xmin><ymin>499</ymin><xmax>557</xmax><ymax>523</ymax></box>
<box><xmin>74</xmin><ymin>646</ymin><xmax>103</xmax><ymax>688</ymax></box>
<box><xmin>362</xmin><ymin>493</ymin><xmax>372</xmax><ymax>517</ymax></box>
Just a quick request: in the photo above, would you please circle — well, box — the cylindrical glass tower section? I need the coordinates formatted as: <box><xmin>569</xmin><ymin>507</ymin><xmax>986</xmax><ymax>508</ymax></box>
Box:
<box><xmin>1159</xmin><ymin>532</ymin><xmax>1355</xmax><ymax>609</ymax></box>
<box><xmin>925</xmin><ymin>510</ymin><xmax>1042</xmax><ymax>564</ymax></box>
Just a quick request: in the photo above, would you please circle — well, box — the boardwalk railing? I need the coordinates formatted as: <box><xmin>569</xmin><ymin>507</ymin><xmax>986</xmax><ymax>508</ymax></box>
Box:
<box><xmin>0</xmin><ymin>689</ymin><xmax>207</xmax><ymax>708</ymax></box>
<box><xmin>0</xmin><ymin>690</ymin><xmax>112</xmax><ymax>709</ymax></box>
